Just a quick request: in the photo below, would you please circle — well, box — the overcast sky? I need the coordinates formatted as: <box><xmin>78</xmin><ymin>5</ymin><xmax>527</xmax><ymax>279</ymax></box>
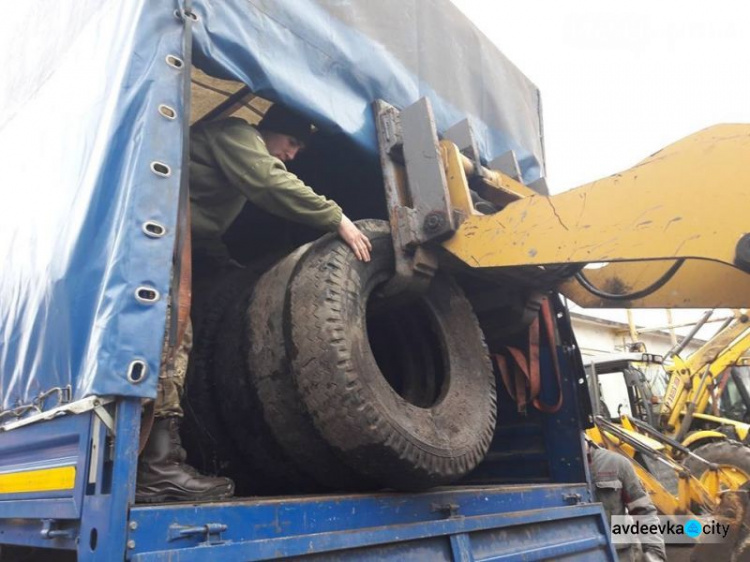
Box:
<box><xmin>451</xmin><ymin>0</ymin><xmax>750</xmax><ymax>191</ymax></box>
<box><xmin>450</xmin><ymin>0</ymin><xmax>750</xmax><ymax>336</ymax></box>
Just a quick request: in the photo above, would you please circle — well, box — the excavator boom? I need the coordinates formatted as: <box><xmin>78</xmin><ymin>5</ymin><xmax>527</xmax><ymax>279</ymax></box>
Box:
<box><xmin>440</xmin><ymin>124</ymin><xmax>750</xmax><ymax>308</ymax></box>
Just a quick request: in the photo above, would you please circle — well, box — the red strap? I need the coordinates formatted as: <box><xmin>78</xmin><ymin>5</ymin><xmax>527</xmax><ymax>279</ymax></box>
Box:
<box><xmin>522</xmin><ymin>315</ymin><xmax>541</xmax><ymax>398</ymax></box>
<box><xmin>495</xmin><ymin>353</ymin><xmax>529</xmax><ymax>414</ymax></box>
<box><xmin>532</xmin><ymin>298</ymin><xmax>563</xmax><ymax>414</ymax></box>
<box><xmin>494</xmin><ymin>297</ymin><xmax>564</xmax><ymax>415</ymax></box>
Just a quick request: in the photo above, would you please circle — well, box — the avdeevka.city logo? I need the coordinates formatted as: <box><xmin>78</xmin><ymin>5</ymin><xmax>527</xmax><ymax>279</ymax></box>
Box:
<box><xmin>610</xmin><ymin>515</ymin><xmax>730</xmax><ymax>544</ymax></box>
<box><xmin>684</xmin><ymin>519</ymin><xmax>703</xmax><ymax>539</ymax></box>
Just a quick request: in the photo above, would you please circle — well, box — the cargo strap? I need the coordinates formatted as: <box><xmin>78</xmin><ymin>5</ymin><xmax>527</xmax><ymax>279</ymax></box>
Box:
<box><xmin>494</xmin><ymin>297</ymin><xmax>563</xmax><ymax>414</ymax></box>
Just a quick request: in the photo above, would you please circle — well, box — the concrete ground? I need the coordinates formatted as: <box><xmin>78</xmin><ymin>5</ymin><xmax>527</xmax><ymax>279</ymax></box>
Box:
<box><xmin>667</xmin><ymin>544</ymin><xmax>694</xmax><ymax>561</ymax></box>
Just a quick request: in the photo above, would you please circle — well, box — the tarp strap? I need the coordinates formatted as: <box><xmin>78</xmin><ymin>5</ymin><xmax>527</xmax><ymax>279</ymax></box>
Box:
<box><xmin>169</xmin><ymin>0</ymin><xmax>194</xmax><ymax>350</ymax></box>
<box><xmin>494</xmin><ymin>297</ymin><xmax>564</xmax><ymax>414</ymax></box>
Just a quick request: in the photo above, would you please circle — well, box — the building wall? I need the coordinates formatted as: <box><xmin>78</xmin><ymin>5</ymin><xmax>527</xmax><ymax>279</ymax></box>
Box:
<box><xmin>571</xmin><ymin>315</ymin><xmax>705</xmax><ymax>359</ymax></box>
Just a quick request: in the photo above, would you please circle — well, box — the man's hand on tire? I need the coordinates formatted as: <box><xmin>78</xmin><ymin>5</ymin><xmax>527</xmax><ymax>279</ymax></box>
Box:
<box><xmin>337</xmin><ymin>216</ymin><xmax>372</xmax><ymax>262</ymax></box>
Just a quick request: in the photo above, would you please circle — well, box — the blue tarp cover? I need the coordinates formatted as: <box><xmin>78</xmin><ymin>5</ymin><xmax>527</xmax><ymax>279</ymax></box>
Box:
<box><xmin>0</xmin><ymin>0</ymin><xmax>544</xmax><ymax>416</ymax></box>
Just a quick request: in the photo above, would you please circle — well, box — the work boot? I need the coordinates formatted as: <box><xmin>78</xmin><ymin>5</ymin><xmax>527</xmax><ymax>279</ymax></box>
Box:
<box><xmin>136</xmin><ymin>417</ymin><xmax>234</xmax><ymax>503</ymax></box>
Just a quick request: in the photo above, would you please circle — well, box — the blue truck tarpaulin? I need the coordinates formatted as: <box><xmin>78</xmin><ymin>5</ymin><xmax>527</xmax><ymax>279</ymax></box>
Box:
<box><xmin>0</xmin><ymin>0</ymin><xmax>544</xmax><ymax>417</ymax></box>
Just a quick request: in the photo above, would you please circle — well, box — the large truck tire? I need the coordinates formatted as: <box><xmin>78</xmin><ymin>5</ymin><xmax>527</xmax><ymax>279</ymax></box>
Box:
<box><xmin>683</xmin><ymin>440</ymin><xmax>750</xmax><ymax>511</ymax></box>
<box><xmin>182</xmin><ymin>268</ymin><xmax>260</xmax><ymax>494</ymax></box>
<box><xmin>285</xmin><ymin>219</ymin><xmax>496</xmax><ymax>490</ymax></box>
<box><xmin>691</xmin><ymin>481</ymin><xmax>750</xmax><ymax>561</ymax></box>
<box><xmin>213</xmin><ymin>246</ymin><xmax>335</xmax><ymax>493</ymax></box>
<box><xmin>243</xmin><ymin>244</ymin><xmax>375</xmax><ymax>490</ymax></box>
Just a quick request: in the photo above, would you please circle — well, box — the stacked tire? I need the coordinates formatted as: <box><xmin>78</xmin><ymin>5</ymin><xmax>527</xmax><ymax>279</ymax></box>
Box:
<box><xmin>184</xmin><ymin>219</ymin><xmax>497</xmax><ymax>493</ymax></box>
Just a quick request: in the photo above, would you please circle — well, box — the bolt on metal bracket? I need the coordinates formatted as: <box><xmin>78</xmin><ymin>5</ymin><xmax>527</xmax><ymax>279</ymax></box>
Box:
<box><xmin>41</xmin><ymin>519</ymin><xmax>76</xmax><ymax>540</ymax></box>
<box><xmin>168</xmin><ymin>523</ymin><xmax>228</xmax><ymax>545</ymax></box>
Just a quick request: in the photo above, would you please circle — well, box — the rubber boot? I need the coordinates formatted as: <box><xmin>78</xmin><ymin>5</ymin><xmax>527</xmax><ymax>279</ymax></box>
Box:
<box><xmin>136</xmin><ymin>417</ymin><xmax>235</xmax><ymax>503</ymax></box>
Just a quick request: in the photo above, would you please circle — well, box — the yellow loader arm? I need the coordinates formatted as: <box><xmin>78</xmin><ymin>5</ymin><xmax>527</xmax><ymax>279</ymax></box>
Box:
<box><xmin>661</xmin><ymin>314</ymin><xmax>750</xmax><ymax>434</ymax></box>
<box><xmin>589</xmin><ymin>417</ymin><xmax>717</xmax><ymax>514</ymax></box>
<box><xmin>690</xmin><ymin>414</ymin><xmax>750</xmax><ymax>441</ymax></box>
<box><xmin>441</xmin><ymin>124</ymin><xmax>750</xmax><ymax>308</ymax></box>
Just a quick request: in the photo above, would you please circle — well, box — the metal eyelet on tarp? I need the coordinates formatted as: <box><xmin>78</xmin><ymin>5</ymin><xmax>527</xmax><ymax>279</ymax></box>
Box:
<box><xmin>142</xmin><ymin>221</ymin><xmax>167</xmax><ymax>238</ymax></box>
<box><xmin>165</xmin><ymin>54</ymin><xmax>184</xmax><ymax>70</ymax></box>
<box><xmin>134</xmin><ymin>286</ymin><xmax>160</xmax><ymax>304</ymax></box>
<box><xmin>158</xmin><ymin>104</ymin><xmax>177</xmax><ymax>120</ymax></box>
<box><xmin>150</xmin><ymin>161</ymin><xmax>171</xmax><ymax>177</ymax></box>
<box><xmin>127</xmin><ymin>360</ymin><xmax>148</xmax><ymax>384</ymax></box>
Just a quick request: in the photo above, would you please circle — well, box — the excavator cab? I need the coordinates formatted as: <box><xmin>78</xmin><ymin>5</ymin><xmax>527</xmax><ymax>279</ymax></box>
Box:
<box><xmin>716</xmin><ymin>366</ymin><xmax>750</xmax><ymax>424</ymax></box>
<box><xmin>585</xmin><ymin>354</ymin><xmax>661</xmax><ymax>427</ymax></box>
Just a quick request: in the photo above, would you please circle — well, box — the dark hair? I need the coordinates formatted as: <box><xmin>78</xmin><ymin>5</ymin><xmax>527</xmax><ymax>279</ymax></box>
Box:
<box><xmin>257</xmin><ymin>104</ymin><xmax>313</xmax><ymax>145</ymax></box>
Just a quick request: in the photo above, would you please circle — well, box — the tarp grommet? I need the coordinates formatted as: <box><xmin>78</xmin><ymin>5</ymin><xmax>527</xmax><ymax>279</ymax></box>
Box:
<box><xmin>127</xmin><ymin>360</ymin><xmax>148</xmax><ymax>384</ymax></box>
<box><xmin>150</xmin><ymin>161</ymin><xmax>171</xmax><ymax>177</ymax></box>
<box><xmin>158</xmin><ymin>105</ymin><xmax>176</xmax><ymax>120</ymax></box>
<box><xmin>142</xmin><ymin>221</ymin><xmax>166</xmax><ymax>238</ymax></box>
<box><xmin>135</xmin><ymin>286</ymin><xmax>160</xmax><ymax>304</ymax></box>
<box><xmin>165</xmin><ymin>55</ymin><xmax>184</xmax><ymax>70</ymax></box>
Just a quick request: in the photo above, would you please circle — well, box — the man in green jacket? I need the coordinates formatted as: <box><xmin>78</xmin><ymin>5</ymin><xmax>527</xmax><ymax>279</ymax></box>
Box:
<box><xmin>190</xmin><ymin>104</ymin><xmax>372</xmax><ymax>265</ymax></box>
<box><xmin>136</xmin><ymin>104</ymin><xmax>371</xmax><ymax>503</ymax></box>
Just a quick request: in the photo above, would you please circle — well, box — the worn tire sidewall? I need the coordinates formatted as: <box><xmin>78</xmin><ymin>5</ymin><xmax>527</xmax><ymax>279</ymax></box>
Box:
<box><xmin>245</xmin><ymin>243</ymin><xmax>371</xmax><ymax>489</ymax></box>
<box><xmin>684</xmin><ymin>440</ymin><xmax>750</xmax><ymax>479</ymax></box>
<box><xmin>288</xmin><ymin>219</ymin><xmax>496</xmax><ymax>485</ymax></box>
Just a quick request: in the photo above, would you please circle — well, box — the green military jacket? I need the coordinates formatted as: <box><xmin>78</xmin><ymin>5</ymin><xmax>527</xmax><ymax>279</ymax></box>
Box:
<box><xmin>189</xmin><ymin>117</ymin><xmax>342</xmax><ymax>263</ymax></box>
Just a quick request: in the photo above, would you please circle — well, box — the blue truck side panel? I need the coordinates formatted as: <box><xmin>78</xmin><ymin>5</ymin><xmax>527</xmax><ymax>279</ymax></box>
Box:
<box><xmin>0</xmin><ymin>411</ymin><xmax>91</xmax><ymax>519</ymax></box>
<box><xmin>0</xmin><ymin>347</ymin><xmax>614</xmax><ymax>560</ymax></box>
<box><xmin>0</xmin><ymin>399</ymin><xmax>141</xmax><ymax>558</ymax></box>
<box><xmin>127</xmin><ymin>496</ymin><xmax>610</xmax><ymax>561</ymax></box>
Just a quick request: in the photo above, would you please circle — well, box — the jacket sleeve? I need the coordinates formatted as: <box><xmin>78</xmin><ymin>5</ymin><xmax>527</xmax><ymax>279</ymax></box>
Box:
<box><xmin>619</xmin><ymin>460</ymin><xmax>667</xmax><ymax>561</ymax></box>
<box><xmin>206</xmin><ymin>121</ymin><xmax>343</xmax><ymax>231</ymax></box>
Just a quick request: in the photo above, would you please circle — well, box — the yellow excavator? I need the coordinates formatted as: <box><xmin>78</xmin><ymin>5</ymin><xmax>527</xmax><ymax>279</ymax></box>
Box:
<box><xmin>660</xmin><ymin>311</ymin><xmax>750</xmax><ymax>446</ymax></box>
<box><xmin>585</xmin><ymin>312</ymin><xmax>750</xmax><ymax>514</ymax></box>
<box><xmin>374</xmin><ymin>98</ymin><xmax>750</xmax><ymax>516</ymax></box>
